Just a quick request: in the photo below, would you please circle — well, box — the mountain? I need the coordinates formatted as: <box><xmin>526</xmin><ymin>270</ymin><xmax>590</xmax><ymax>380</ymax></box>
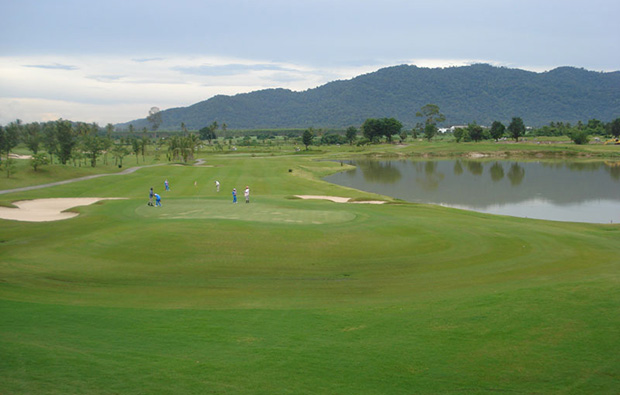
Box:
<box><xmin>118</xmin><ymin>64</ymin><xmax>620</xmax><ymax>130</ymax></box>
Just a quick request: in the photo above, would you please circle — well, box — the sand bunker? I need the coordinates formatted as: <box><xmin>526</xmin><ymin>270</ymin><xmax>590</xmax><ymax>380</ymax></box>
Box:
<box><xmin>295</xmin><ymin>195</ymin><xmax>386</xmax><ymax>204</ymax></box>
<box><xmin>8</xmin><ymin>153</ymin><xmax>33</xmax><ymax>159</ymax></box>
<box><xmin>0</xmin><ymin>198</ymin><xmax>123</xmax><ymax>222</ymax></box>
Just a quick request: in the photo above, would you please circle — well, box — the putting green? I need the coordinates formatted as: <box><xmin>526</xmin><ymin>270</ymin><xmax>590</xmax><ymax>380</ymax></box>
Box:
<box><xmin>135</xmin><ymin>197</ymin><xmax>356</xmax><ymax>224</ymax></box>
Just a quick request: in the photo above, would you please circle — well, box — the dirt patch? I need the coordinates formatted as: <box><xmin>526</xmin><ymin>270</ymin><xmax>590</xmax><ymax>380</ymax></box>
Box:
<box><xmin>0</xmin><ymin>198</ymin><xmax>125</xmax><ymax>222</ymax></box>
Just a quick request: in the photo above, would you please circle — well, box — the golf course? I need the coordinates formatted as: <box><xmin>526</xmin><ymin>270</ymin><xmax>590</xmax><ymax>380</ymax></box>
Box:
<box><xmin>0</xmin><ymin>144</ymin><xmax>618</xmax><ymax>394</ymax></box>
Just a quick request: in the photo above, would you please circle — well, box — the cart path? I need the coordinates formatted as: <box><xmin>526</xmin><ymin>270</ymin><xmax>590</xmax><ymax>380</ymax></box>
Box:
<box><xmin>0</xmin><ymin>164</ymin><xmax>165</xmax><ymax>196</ymax></box>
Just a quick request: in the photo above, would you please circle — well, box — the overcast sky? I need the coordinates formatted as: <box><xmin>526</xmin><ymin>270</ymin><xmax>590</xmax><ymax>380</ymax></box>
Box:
<box><xmin>1</xmin><ymin>0</ymin><xmax>618</xmax><ymax>126</ymax></box>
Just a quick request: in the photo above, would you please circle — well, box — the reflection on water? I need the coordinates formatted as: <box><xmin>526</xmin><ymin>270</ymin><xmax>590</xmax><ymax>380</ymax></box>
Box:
<box><xmin>490</xmin><ymin>162</ymin><xmax>504</xmax><ymax>182</ymax></box>
<box><xmin>417</xmin><ymin>161</ymin><xmax>444</xmax><ymax>191</ymax></box>
<box><xmin>466</xmin><ymin>160</ymin><xmax>484</xmax><ymax>176</ymax></box>
<box><xmin>507</xmin><ymin>163</ymin><xmax>525</xmax><ymax>186</ymax></box>
<box><xmin>356</xmin><ymin>160</ymin><xmax>402</xmax><ymax>184</ymax></box>
<box><xmin>325</xmin><ymin>159</ymin><xmax>620</xmax><ymax>223</ymax></box>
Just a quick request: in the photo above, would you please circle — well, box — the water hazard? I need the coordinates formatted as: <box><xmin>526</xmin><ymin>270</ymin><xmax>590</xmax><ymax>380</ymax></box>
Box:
<box><xmin>324</xmin><ymin>159</ymin><xmax>620</xmax><ymax>223</ymax></box>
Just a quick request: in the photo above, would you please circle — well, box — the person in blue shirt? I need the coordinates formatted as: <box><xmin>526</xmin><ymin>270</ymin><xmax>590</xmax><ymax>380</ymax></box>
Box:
<box><xmin>155</xmin><ymin>193</ymin><xmax>162</xmax><ymax>207</ymax></box>
<box><xmin>232</xmin><ymin>188</ymin><xmax>237</xmax><ymax>203</ymax></box>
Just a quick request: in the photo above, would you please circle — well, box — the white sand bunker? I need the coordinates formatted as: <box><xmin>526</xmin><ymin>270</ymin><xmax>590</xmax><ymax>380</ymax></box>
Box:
<box><xmin>9</xmin><ymin>153</ymin><xmax>33</xmax><ymax>159</ymax></box>
<box><xmin>0</xmin><ymin>198</ymin><xmax>123</xmax><ymax>222</ymax></box>
<box><xmin>295</xmin><ymin>195</ymin><xmax>386</xmax><ymax>204</ymax></box>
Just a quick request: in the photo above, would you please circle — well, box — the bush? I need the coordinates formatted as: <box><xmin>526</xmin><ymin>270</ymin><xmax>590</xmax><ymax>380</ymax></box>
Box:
<box><xmin>31</xmin><ymin>153</ymin><xmax>49</xmax><ymax>171</ymax></box>
<box><xmin>453</xmin><ymin>128</ymin><xmax>469</xmax><ymax>143</ymax></box>
<box><xmin>320</xmin><ymin>133</ymin><xmax>347</xmax><ymax>145</ymax></box>
<box><xmin>356</xmin><ymin>137</ymin><xmax>370</xmax><ymax>146</ymax></box>
<box><xmin>570</xmin><ymin>131</ymin><xmax>590</xmax><ymax>145</ymax></box>
<box><xmin>2</xmin><ymin>158</ymin><xmax>17</xmax><ymax>178</ymax></box>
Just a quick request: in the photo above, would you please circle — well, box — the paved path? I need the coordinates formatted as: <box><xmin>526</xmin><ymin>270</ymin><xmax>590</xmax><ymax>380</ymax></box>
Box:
<box><xmin>0</xmin><ymin>164</ymin><xmax>164</xmax><ymax>196</ymax></box>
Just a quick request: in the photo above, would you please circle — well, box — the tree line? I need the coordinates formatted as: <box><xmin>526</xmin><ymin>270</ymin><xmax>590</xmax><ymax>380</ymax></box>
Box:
<box><xmin>0</xmin><ymin>119</ymin><xmax>211</xmax><ymax>177</ymax></box>
<box><xmin>300</xmin><ymin>104</ymin><xmax>620</xmax><ymax>148</ymax></box>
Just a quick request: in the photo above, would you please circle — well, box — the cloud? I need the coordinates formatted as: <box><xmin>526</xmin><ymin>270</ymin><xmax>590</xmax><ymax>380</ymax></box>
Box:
<box><xmin>1</xmin><ymin>55</ymin><xmax>348</xmax><ymax>124</ymax></box>
<box><xmin>174</xmin><ymin>63</ymin><xmax>293</xmax><ymax>76</ymax></box>
<box><xmin>86</xmin><ymin>75</ymin><xmax>125</xmax><ymax>82</ymax></box>
<box><xmin>132</xmin><ymin>57</ymin><xmax>165</xmax><ymax>63</ymax></box>
<box><xmin>22</xmin><ymin>63</ymin><xmax>78</xmax><ymax>71</ymax></box>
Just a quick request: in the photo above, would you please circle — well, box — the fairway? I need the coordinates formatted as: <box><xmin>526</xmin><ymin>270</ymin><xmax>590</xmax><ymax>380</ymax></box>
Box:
<box><xmin>1</xmin><ymin>155</ymin><xmax>619</xmax><ymax>394</ymax></box>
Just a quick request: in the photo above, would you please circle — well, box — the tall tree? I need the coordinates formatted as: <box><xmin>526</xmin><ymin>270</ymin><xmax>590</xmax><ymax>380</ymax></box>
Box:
<box><xmin>468</xmin><ymin>122</ymin><xmax>484</xmax><ymax>142</ymax></box>
<box><xmin>42</xmin><ymin>121</ymin><xmax>58</xmax><ymax>163</ymax></box>
<box><xmin>82</xmin><ymin>124</ymin><xmax>105</xmax><ymax>167</ymax></box>
<box><xmin>199</xmin><ymin>122</ymin><xmax>218</xmax><ymax>144</ymax></box>
<box><xmin>2</xmin><ymin>120</ymin><xmax>22</xmax><ymax>160</ymax></box>
<box><xmin>382</xmin><ymin>118</ymin><xmax>403</xmax><ymax>143</ymax></box>
<box><xmin>74</xmin><ymin>122</ymin><xmax>91</xmax><ymax>138</ymax></box>
<box><xmin>586</xmin><ymin>119</ymin><xmax>605</xmax><ymax>135</ymax></box>
<box><xmin>140</xmin><ymin>136</ymin><xmax>149</xmax><ymax>162</ymax></box>
<box><xmin>131</xmin><ymin>138</ymin><xmax>141</xmax><ymax>163</ymax></box>
<box><xmin>453</xmin><ymin>127</ymin><xmax>467</xmax><ymax>143</ymax></box>
<box><xmin>166</xmin><ymin>135</ymin><xmax>198</xmax><ymax>163</ymax></box>
<box><xmin>56</xmin><ymin>120</ymin><xmax>76</xmax><ymax>165</ymax></box>
<box><xmin>147</xmin><ymin>107</ymin><xmax>162</xmax><ymax>131</ymax></box>
<box><xmin>302</xmin><ymin>128</ymin><xmax>314</xmax><ymax>150</ymax></box>
<box><xmin>1</xmin><ymin>157</ymin><xmax>17</xmax><ymax>178</ymax></box>
<box><xmin>416</xmin><ymin>104</ymin><xmax>445</xmax><ymax>125</ymax></box>
<box><xmin>490</xmin><ymin>121</ymin><xmax>506</xmax><ymax>141</ymax></box>
<box><xmin>361</xmin><ymin>118</ymin><xmax>382</xmax><ymax>142</ymax></box>
<box><xmin>609</xmin><ymin>118</ymin><xmax>620</xmax><ymax>138</ymax></box>
<box><xmin>0</xmin><ymin>126</ymin><xmax>6</xmax><ymax>160</ymax></box>
<box><xmin>105</xmin><ymin>123</ymin><xmax>115</xmax><ymax>138</ymax></box>
<box><xmin>187</xmin><ymin>134</ymin><xmax>200</xmax><ymax>160</ymax></box>
<box><xmin>82</xmin><ymin>135</ymin><xmax>104</xmax><ymax>167</ymax></box>
<box><xmin>22</xmin><ymin>122</ymin><xmax>42</xmax><ymax>154</ymax></box>
<box><xmin>416</xmin><ymin>104</ymin><xmax>445</xmax><ymax>141</ymax></box>
<box><xmin>507</xmin><ymin>117</ymin><xmax>526</xmax><ymax>142</ymax></box>
<box><xmin>424</xmin><ymin>123</ymin><xmax>438</xmax><ymax>141</ymax></box>
<box><xmin>345</xmin><ymin>126</ymin><xmax>358</xmax><ymax>145</ymax></box>
<box><xmin>111</xmin><ymin>144</ymin><xmax>129</xmax><ymax>167</ymax></box>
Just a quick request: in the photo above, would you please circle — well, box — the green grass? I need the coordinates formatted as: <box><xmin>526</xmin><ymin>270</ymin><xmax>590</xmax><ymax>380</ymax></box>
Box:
<box><xmin>0</xmin><ymin>150</ymin><xmax>618</xmax><ymax>394</ymax></box>
<box><xmin>0</xmin><ymin>157</ymin><xmax>136</xmax><ymax>191</ymax></box>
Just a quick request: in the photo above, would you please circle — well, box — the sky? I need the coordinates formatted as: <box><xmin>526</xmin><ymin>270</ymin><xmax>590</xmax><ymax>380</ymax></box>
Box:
<box><xmin>1</xmin><ymin>0</ymin><xmax>618</xmax><ymax>126</ymax></box>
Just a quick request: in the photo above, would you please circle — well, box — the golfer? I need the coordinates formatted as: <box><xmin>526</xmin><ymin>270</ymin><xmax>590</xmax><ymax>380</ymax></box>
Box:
<box><xmin>215</xmin><ymin>180</ymin><xmax>220</xmax><ymax>192</ymax></box>
<box><xmin>164</xmin><ymin>179</ymin><xmax>170</xmax><ymax>191</ymax></box>
<box><xmin>244</xmin><ymin>186</ymin><xmax>250</xmax><ymax>203</ymax></box>
<box><xmin>149</xmin><ymin>187</ymin><xmax>154</xmax><ymax>206</ymax></box>
<box><xmin>155</xmin><ymin>193</ymin><xmax>162</xmax><ymax>207</ymax></box>
<box><xmin>232</xmin><ymin>188</ymin><xmax>237</xmax><ymax>203</ymax></box>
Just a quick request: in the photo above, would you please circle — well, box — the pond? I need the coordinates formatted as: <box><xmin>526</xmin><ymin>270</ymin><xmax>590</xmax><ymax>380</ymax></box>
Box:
<box><xmin>324</xmin><ymin>159</ymin><xmax>620</xmax><ymax>224</ymax></box>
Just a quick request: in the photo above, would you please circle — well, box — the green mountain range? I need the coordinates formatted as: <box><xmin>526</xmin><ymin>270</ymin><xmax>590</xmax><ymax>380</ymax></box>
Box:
<box><xmin>118</xmin><ymin>64</ymin><xmax>620</xmax><ymax>130</ymax></box>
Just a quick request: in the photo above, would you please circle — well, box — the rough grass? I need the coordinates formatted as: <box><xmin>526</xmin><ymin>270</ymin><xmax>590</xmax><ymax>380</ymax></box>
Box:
<box><xmin>0</xmin><ymin>152</ymin><xmax>618</xmax><ymax>394</ymax></box>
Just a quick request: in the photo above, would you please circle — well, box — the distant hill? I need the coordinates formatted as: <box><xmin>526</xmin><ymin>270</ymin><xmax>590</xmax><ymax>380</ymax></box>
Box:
<box><xmin>118</xmin><ymin>64</ymin><xmax>620</xmax><ymax>130</ymax></box>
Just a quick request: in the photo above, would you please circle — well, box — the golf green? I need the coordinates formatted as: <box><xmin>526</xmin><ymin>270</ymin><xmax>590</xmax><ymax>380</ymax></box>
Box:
<box><xmin>135</xmin><ymin>198</ymin><xmax>357</xmax><ymax>224</ymax></box>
